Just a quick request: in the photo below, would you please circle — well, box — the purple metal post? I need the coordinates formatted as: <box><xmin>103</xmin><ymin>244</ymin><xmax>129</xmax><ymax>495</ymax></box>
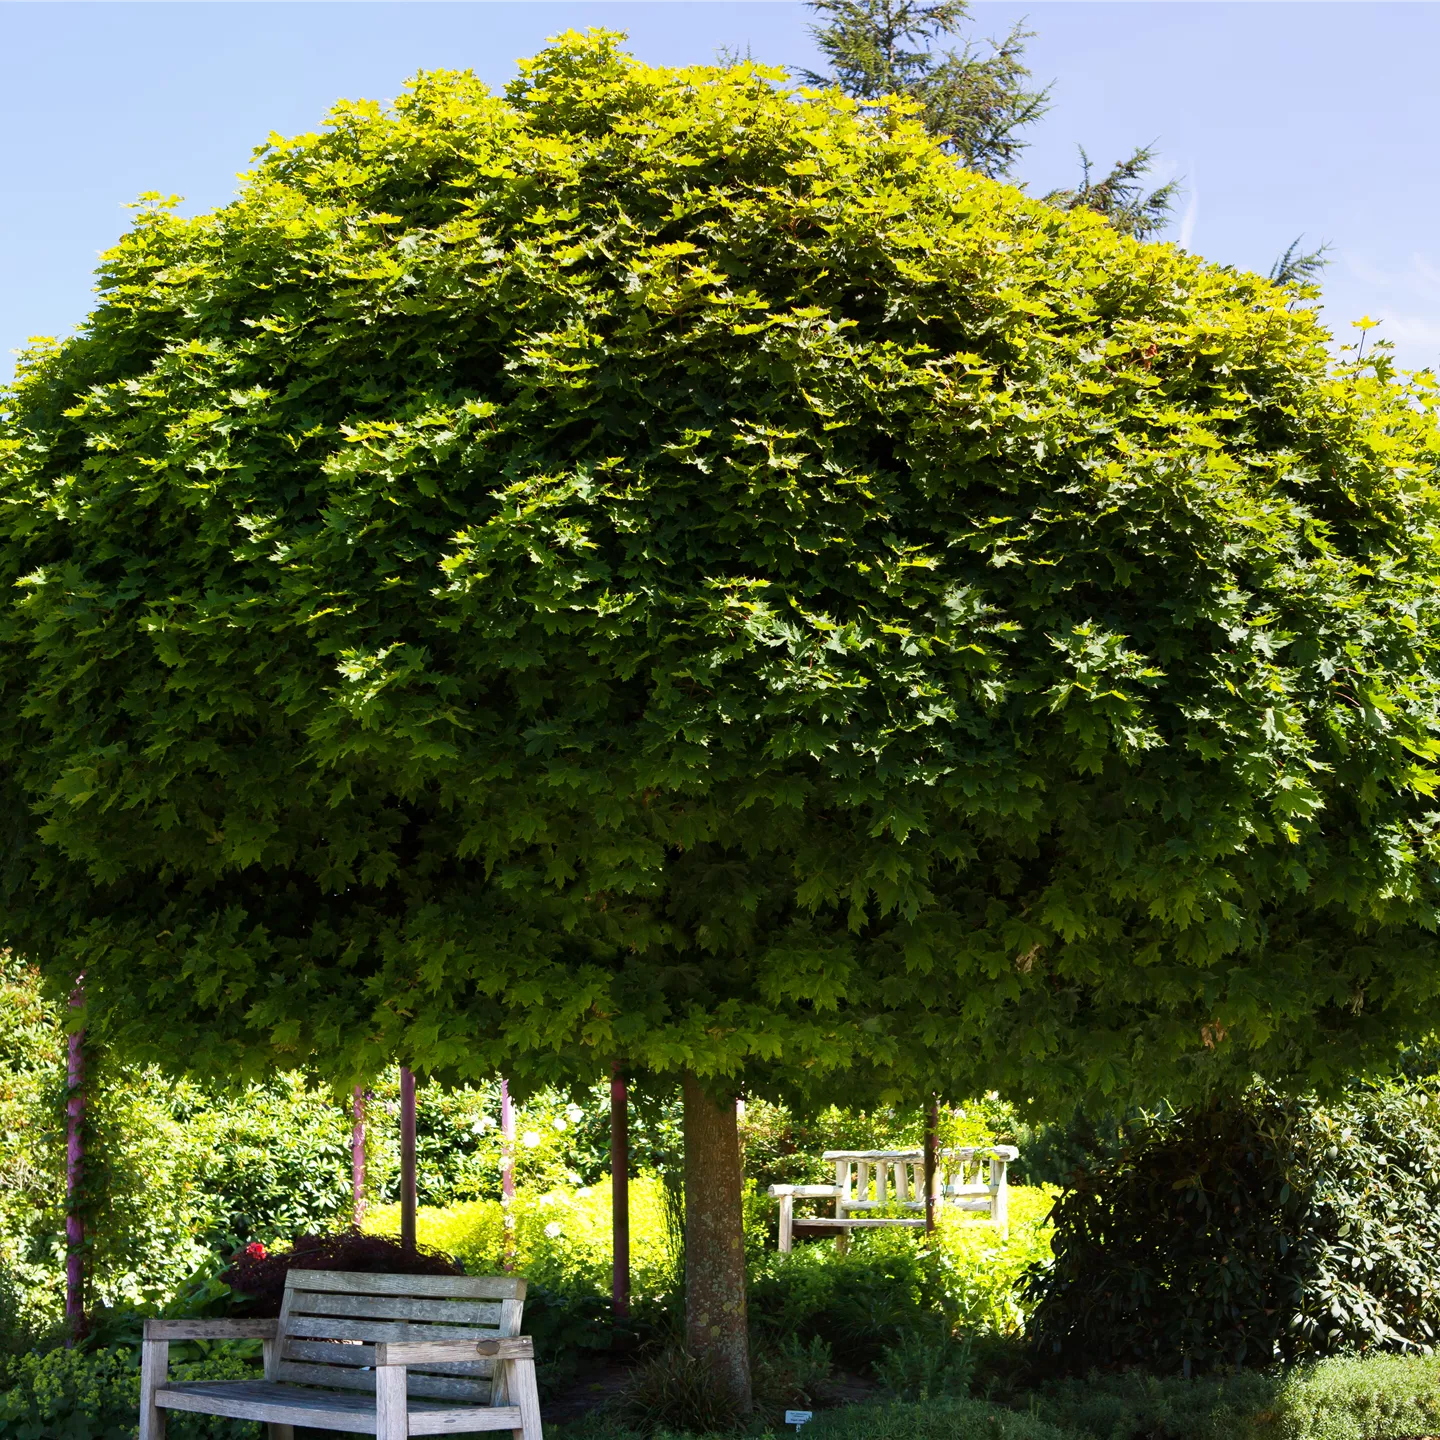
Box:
<box><xmin>352</xmin><ymin>1085</ymin><xmax>366</xmax><ymax>1227</ymax></box>
<box><xmin>500</xmin><ymin>1077</ymin><xmax>516</xmax><ymax>1269</ymax></box>
<box><xmin>611</xmin><ymin>1067</ymin><xmax>630</xmax><ymax>1320</ymax></box>
<box><xmin>400</xmin><ymin>1067</ymin><xmax>417</xmax><ymax>1256</ymax></box>
<box><xmin>64</xmin><ymin>978</ymin><xmax>85</xmax><ymax>1345</ymax></box>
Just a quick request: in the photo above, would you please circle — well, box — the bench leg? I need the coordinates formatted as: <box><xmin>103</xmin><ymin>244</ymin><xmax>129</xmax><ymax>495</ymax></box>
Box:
<box><xmin>139</xmin><ymin>1339</ymin><xmax>168</xmax><ymax>1440</ymax></box>
<box><xmin>778</xmin><ymin>1194</ymin><xmax>793</xmax><ymax>1253</ymax></box>
<box><xmin>377</xmin><ymin>1365</ymin><xmax>409</xmax><ymax>1440</ymax></box>
<box><xmin>511</xmin><ymin>1355</ymin><xmax>544</xmax><ymax>1440</ymax></box>
<box><xmin>267</xmin><ymin>1428</ymin><xmax>295</xmax><ymax>1440</ymax></box>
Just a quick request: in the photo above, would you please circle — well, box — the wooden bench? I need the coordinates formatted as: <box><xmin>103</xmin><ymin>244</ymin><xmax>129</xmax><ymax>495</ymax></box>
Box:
<box><xmin>139</xmin><ymin>1269</ymin><xmax>542</xmax><ymax>1440</ymax></box>
<box><xmin>769</xmin><ymin>1146</ymin><xmax>1019</xmax><ymax>1252</ymax></box>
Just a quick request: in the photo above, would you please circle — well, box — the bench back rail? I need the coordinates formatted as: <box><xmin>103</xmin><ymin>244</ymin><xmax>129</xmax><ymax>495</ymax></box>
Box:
<box><xmin>770</xmin><ymin>1147</ymin><xmax>1019</xmax><ymax>1252</ymax></box>
<box><xmin>269</xmin><ymin>1270</ymin><xmax>525</xmax><ymax>1401</ymax></box>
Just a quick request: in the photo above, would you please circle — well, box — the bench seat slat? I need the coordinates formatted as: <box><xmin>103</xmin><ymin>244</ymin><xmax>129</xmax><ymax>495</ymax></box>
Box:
<box><xmin>287</xmin><ymin>1271</ymin><xmax>523</xmax><ymax>1301</ymax></box>
<box><xmin>157</xmin><ymin>1380</ymin><xmax>520</xmax><ymax>1435</ymax></box>
<box><xmin>291</xmin><ymin>1292</ymin><xmax>504</xmax><ymax>1326</ymax></box>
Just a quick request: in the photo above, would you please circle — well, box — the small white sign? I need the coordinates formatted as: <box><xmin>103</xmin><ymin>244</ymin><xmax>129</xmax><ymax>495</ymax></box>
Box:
<box><xmin>785</xmin><ymin>1411</ymin><xmax>813</xmax><ymax>1431</ymax></box>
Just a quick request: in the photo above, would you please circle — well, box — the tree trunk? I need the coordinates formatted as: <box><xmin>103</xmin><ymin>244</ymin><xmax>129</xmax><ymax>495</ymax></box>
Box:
<box><xmin>352</xmin><ymin>1086</ymin><xmax>367</xmax><ymax>1227</ymax></box>
<box><xmin>611</xmin><ymin>1066</ymin><xmax>630</xmax><ymax>1321</ymax></box>
<box><xmin>399</xmin><ymin>1067</ymin><xmax>417</xmax><ymax>1256</ymax></box>
<box><xmin>64</xmin><ymin>978</ymin><xmax>85</xmax><ymax>1346</ymax></box>
<box><xmin>682</xmin><ymin>1072</ymin><xmax>751</xmax><ymax>1413</ymax></box>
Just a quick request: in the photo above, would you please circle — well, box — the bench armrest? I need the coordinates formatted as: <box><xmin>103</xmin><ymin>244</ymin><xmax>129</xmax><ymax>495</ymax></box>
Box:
<box><xmin>375</xmin><ymin>1336</ymin><xmax>534</xmax><ymax>1366</ymax></box>
<box><xmin>767</xmin><ymin>1185</ymin><xmax>840</xmax><ymax>1197</ymax></box>
<box><xmin>144</xmin><ymin>1319</ymin><xmax>278</xmax><ymax>1341</ymax></box>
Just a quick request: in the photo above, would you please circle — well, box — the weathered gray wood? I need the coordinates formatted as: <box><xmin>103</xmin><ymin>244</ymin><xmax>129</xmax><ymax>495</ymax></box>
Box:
<box><xmin>159</xmin><ymin>1379</ymin><xmax>507</xmax><ymax>1431</ymax></box>
<box><xmin>139</xmin><ymin>1339</ymin><xmax>168</xmax><ymax>1440</ymax></box>
<box><xmin>145</xmin><ymin>1318</ymin><xmax>278</xmax><ymax>1340</ymax></box>
<box><xmin>289</xmin><ymin>1316</ymin><xmax>497</xmax><ymax>1345</ymax></box>
<box><xmin>821</xmin><ymin>1147</ymin><xmax>1018</xmax><ymax>1161</ymax></box>
<box><xmin>292</xmin><ymin>1292</ymin><xmax>504</xmax><ymax>1326</ymax></box>
<box><xmin>475</xmin><ymin>1338</ymin><xmax>532</xmax><ymax>1360</ymax></box>
<box><xmin>784</xmin><ymin>1146</ymin><xmax>1018</xmax><ymax>1247</ymax></box>
<box><xmin>282</xmin><ymin>1338</ymin><xmax>375</xmax><ymax>1368</ymax></box>
<box><xmin>269</xmin><ymin>1279</ymin><xmax>297</xmax><ymax>1382</ymax></box>
<box><xmin>288</xmin><ymin>1271</ymin><xmax>525</xmax><ymax>1301</ymax></box>
<box><xmin>409</xmin><ymin>1407</ymin><xmax>527</xmax><ymax>1436</ymax></box>
<box><xmin>508</xmin><ymin>1357</ymin><xmax>543</xmax><ymax>1440</ymax></box>
<box><xmin>274</xmin><ymin>1361</ymin><xmax>490</xmax><ymax>1402</ymax></box>
<box><xmin>792</xmin><ymin>1217</ymin><xmax>926</xmax><ymax>1229</ymax></box>
<box><xmin>283</xmin><ymin>1339</ymin><xmax>491</xmax><ymax>1377</ymax></box>
<box><xmin>498</xmin><ymin>1295</ymin><xmax>524</xmax><ymax>1342</ymax></box>
<box><xmin>157</xmin><ymin>1380</ymin><xmax>384</xmax><ymax>1429</ymax></box>
<box><xmin>377</xmin><ymin>1366</ymin><xmax>408</xmax><ymax>1440</ymax></box>
<box><xmin>144</xmin><ymin>1270</ymin><xmax>540</xmax><ymax>1440</ymax></box>
<box><xmin>377</xmin><ymin>1339</ymin><xmax>531</xmax><ymax>1365</ymax></box>
<box><xmin>777</xmin><ymin>1191</ymin><xmax>794</xmax><ymax>1253</ymax></box>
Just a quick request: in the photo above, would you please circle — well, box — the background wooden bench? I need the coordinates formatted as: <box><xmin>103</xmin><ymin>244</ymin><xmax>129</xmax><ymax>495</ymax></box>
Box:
<box><xmin>769</xmin><ymin>1146</ymin><xmax>1019</xmax><ymax>1251</ymax></box>
<box><xmin>139</xmin><ymin>1269</ymin><xmax>542</xmax><ymax>1440</ymax></box>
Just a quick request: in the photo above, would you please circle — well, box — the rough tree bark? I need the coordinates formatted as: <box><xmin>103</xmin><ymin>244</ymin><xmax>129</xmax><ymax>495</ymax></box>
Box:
<box><xmin>682</xmin><ymin>1072</ymin><xmax>751</xmax><ymax>1413</ymax></box>
<box><xmin>611</xmin><ymin>1066</ymin><xmax>630</xmax><ymax>1322</ymax></box>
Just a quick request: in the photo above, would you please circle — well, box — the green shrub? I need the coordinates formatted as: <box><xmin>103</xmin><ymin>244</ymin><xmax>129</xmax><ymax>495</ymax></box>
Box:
<box><xmin>1258</xmin><ymin>1353</ymin><xmax>1440</xmax><ymax>1440</ymax></box>
<box><xmin>1028</xmin><ymin>1082</ymin><xmax>1440</xmax><ymax>1371</ymax></box>
<box><xmin>1033</xmin><ymin>1370</ymin><xmax>1278</xmax><ymax>1440</ymax></box>
<box><xmin>750</xmin><ymin>1233</ymin><xmax>941</xmax><ymax>1368</ymax></box>
<box><xmin>0</xmin><ymin>1342</ymin><xmax>258</xmax><ymax>1440</ymax></box>
<box><xmin>934</xmin><ymin>1188</ymin><xmax>1056</xmax><ymax>1336</ymax></box>
<box><xmin>803</xmin><ymin>1399</ymin><xmax>1075</xmax><ymax>1440</ymax></box>
<box><xmin>614</xmin><ymin>1348</ymin><xmax>753</xmax><ymax>1434</ymax></box>
<box><xmin>874</xmin><ymin>1328</ymin><xmax>975</xmax><ymax>1403</ymax></box>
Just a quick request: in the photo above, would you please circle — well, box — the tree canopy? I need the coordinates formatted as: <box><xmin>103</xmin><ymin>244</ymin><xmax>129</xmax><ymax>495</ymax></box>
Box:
<box><xmin>2</xmin><ymin>32</ymin><xmax>1440</xmax><ymax>1116</ymax></box>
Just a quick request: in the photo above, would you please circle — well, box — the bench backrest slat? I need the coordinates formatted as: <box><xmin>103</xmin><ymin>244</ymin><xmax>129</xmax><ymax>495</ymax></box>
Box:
<box><xmin>270</xmin><ymin>1270</ymin><xmax>523</xmax><ymax>1401</ymax></box>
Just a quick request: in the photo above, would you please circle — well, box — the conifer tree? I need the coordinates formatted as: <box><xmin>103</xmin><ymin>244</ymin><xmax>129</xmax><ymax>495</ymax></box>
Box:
<box><xmin>799</xmin><ymin>0</ymin><xmax>1047</xmax><ymax>178</ymax></box>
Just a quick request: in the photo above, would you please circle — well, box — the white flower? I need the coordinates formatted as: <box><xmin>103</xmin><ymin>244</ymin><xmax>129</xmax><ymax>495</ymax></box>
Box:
<box><xmin>522</xmin><ymin>1130</ymin><xmax>541</xmax><ymax>1149</ymax></box>
<box><xmin>565</xmin><ymin>1103</ymin><xmax>584</xmax><ymax>1123</ymax></box>
<box><xmin>552</xmin><ymin>1116</ymin><xmax>567</xmax><ymax>1131</ymax></box>
<box><xmin>543</xmin><ymin>1222</ymin><xmax>562</xmax><ymax>1239</ymax></box>
<box><xmin>471</xmin><ymin>1116</ymin><xmax>492</xmax><ymax>1134</ymax></box>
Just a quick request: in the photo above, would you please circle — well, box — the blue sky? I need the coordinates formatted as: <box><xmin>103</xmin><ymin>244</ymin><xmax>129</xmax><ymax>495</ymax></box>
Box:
<box><xmin>3</xmin><ymin>2</ymin><xmax>1438</xmax><ymax>378</ymax></box>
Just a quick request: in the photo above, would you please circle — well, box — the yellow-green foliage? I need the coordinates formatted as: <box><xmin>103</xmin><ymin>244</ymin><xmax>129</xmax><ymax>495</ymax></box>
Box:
<box><xmin>366</xmin><ymin>1174</ymin><xmax>677</xmax><ymax>1294</ymax></box>
<box><xmin>933</xmin><ymin>1185</ymin><xmax>1056</xmax><ymax>1334</ymax></box>
<box><xmin>369</xmin><ymin>1176</ymin><xmax>1055</xmax><ymax>1336</ymax></box>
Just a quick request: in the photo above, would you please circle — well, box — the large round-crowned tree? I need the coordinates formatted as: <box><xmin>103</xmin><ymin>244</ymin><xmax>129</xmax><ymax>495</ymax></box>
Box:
<box><xmin>4</xmin><ymin>31</ymin><xmax>1440</xmax><ymax>1404</ymax></box>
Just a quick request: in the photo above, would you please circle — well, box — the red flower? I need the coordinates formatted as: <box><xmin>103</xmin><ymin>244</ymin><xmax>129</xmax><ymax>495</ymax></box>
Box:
<box><xmin>245</xmin><ymin>1242</ymin><xmax>267</xmax><ymax>1259</ymax></box>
